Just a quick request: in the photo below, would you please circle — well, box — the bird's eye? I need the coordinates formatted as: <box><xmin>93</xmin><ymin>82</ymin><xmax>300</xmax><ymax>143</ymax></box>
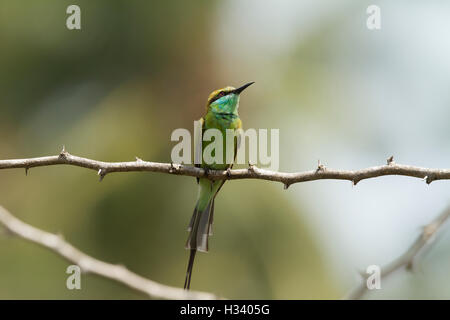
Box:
<box><xmin>211</xmin><ymin>91</ymin><xmax>226</xmax><ymax>103</ymax></box>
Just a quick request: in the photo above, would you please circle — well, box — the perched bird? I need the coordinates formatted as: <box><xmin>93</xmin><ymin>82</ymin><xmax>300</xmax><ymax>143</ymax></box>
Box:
<box><xmin>184</xmin><ymin>82</ymin><xmax>254</xmax><ymax>290</ymax></box>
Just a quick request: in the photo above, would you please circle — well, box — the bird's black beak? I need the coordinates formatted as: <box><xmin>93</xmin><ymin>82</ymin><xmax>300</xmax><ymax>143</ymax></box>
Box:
<box><xmin>234</xmin><ymin>82</ymin><xmax>255</xmax><ymax>94</ymax></box>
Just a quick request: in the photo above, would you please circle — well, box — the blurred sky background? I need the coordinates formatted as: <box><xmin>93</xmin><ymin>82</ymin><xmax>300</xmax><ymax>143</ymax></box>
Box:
<box><xmin>0</xmin><ymin>0</ymin><xmax>449</xmax><ymax>299</ymax></box>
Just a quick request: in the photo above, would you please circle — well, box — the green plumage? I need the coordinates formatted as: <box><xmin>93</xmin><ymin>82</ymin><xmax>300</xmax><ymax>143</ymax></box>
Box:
<box><xmin>184</xmin><ymin>82</ymin><xmax>253</xmax><ymax>290</ymax></box>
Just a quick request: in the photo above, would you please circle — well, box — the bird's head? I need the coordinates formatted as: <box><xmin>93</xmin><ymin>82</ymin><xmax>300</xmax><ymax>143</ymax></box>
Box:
<box><xmin>206</xmin><ymin>82</ymin><xmax>254</xmax><ymax>114</ymax></box>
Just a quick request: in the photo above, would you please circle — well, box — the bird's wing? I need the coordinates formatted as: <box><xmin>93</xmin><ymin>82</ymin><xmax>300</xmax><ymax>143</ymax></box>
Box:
<box><xmin>194</xmin><ymin>117</ymin><xmax>205</xmax><ymax>184</ymax></box>
<box><xmin>214</xmin><ymin>120</ymin><xmax>242</xmax><ymax>194</ymax></box>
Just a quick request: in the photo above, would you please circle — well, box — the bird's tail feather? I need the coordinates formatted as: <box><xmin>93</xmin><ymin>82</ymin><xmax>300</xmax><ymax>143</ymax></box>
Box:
<box><xmin>207</xmin><ymin>198</ymin><xmax>215</xmax><ymax>236</ymax></box>
<box><xmin>184</xmin><ymin>199</ymin><xmax>215</xmax><ymax>290</ymax></box>
<box><xmin>184</xmin><ymin>249</ymin><xmax>196</xmax><ymax>290</ymax></box>
<box><xmin>185</xmin><ymin>199</ymin><xmax>214</xmax><ymax>252</ymax></box>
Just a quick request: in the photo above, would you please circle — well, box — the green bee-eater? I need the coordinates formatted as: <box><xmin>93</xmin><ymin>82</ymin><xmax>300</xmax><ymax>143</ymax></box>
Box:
<box><xmin>184</xmin><ymin>82</ymin><xmax>254</xmax><ymax>290</ymax></box>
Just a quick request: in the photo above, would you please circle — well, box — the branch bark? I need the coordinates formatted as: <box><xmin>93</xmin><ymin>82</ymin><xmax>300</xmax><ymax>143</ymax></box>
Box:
<box><xmin>0</xmin><ymin>149</ymin><xmax>449</xmax><ymax>186</ymax></box>
<box><xmin>0</xmin><ymin>205</ymin><xmax>219</xmax><ymax>300</ymax></box>
<box><xmin>1</xmin><ymin>150</ymin><xmax>449</xmax><ymax>299</ymax></box>
<box><xmin>345</xmin><ymin>207</ymin><xmax>450</xmax><ymax>300</ymax></box>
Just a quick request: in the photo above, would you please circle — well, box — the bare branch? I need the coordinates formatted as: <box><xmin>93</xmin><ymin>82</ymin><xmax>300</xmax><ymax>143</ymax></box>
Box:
<box><xmin>0</xmin><ymin>205</ymin><xmax>219</xmax><ymax>300</ymax></box>
<box><xmin>1</xmin><ymin>150</ymin><xmax>449</xmax><ymax>299</ymax></box>
<box><xmin>0</xmin><ymin>151</ymin><xmax>449</xmax><ymax>185</ymax></box>
<box><xmin>345</xmin><ymin>207</ymin><xmax>450</xmax><ymax>300</ymax></box>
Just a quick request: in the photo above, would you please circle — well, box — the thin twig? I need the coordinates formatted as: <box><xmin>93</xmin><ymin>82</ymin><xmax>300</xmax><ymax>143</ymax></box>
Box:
<box><xmin>0</xmin><ymin>205</ymin><xmax>219</xmax><ymax>300</ymax></box>
<box><xmin>0</xmin><ymin>150</ymin><xmax>449</xmax><ymax>185</ymax></box>
<box><xmin>345</xmin><ymin>207</ymin><xmax>450</xmax><ymax>299</ymax></box>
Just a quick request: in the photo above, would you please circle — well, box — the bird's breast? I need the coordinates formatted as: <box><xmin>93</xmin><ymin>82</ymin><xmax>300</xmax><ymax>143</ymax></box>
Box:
<box><xmin>206</xmin><ymin>112</ymin><xmax>240</xmax><ymax>130</ymax></box>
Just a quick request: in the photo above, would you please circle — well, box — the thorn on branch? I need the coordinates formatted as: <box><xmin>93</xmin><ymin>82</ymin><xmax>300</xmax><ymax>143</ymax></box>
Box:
<box><xmin>425</xmin><ymin>175</ymin><xmax>434</xmax><ymax>185</ymax></box>
<box><xmin>59</xmin><ymin>145</ymin><xmax>69</xmax><ymax>159</ymax></box>
<box><xmin>98</xmin><ymin>169</ymin><xmax>106</xmax><ymax>182</ymax></box>
<box><xmin>135</xmin><ymin>157</ymin><xmax>143</xmax><ymax>162</ymax></box>
<box><xmin>226</xmin><ymin>168</ymin><xmax>232</xmax><ymax>178</ymax></box>
<box><xmin>169</xmin><ymin>162</ymin><xmax>179</xmax><ymax>174</ymax></box>
<box><xmin>203</xmin><ymin>167</ymin><xmax>210</xmax><ymax>179</ymax></box>
<box><xmin>25</xmin><ymin>167</ymin><xmax>29</xmax><ymax>176</ymax></box>
<box><xmin>387</xmin><ymin>155</ymin><xmax>394</xmax><ymax>165</ymax></box>
<box><xmin>316</xmin><ymin>159</ymin><xmax>325</xmax><ymax>172</ymax></box>
<box><xmin>283</xmin><ymin>183</ymin><xmax>290</xmax><ymax>190</ymax></box>
<box><xmin>248</xmin><ymin>162</ymin><xmax>255</xmax><ymax>174</ymax></box>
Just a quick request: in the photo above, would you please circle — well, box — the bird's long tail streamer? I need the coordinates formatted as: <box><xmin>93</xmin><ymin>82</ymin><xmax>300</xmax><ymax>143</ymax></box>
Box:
<box><xmin>184</xmin><ymin>199</ymin><xmax>214</xmax><ymax>290</ymax></box>
<box><xmin>184</xmin><ymin>249</ymin><xmax>197</xmax><ymax>290</ymax></box>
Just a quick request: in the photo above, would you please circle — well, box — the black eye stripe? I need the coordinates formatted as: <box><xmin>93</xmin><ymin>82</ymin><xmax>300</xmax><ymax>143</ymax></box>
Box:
<box><xmin>210</xmin><ymin>91</ymin><xmax>227</xmax><ymax>103</ymax></box>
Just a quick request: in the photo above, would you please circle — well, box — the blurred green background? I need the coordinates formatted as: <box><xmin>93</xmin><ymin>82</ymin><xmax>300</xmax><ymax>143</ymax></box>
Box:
<box><xmin>0</xmin><ymin>0</ymin><xmax>449</xmax><ymax>299</ymax></box>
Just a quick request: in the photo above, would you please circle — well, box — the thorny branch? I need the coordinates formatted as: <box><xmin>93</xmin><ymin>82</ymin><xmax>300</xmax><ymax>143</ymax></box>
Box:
<box><xmin>0</xmin><ymin>148</ymin><xmax>449</xmax><ymax>187</ymax></box>
<box><xmin>345</xmin><ymin>207</ymin><xmax>450</xmax><ymax>300</ymax></box>
<box><xmin>0</xmin><ymin>205</ymin><xmax>218</xmax><ymax>300</ymax></box>
<box><xmin>1</xmin><ymin>148</ymin><xmax>450</xmax><ymax>299</ymax></box>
